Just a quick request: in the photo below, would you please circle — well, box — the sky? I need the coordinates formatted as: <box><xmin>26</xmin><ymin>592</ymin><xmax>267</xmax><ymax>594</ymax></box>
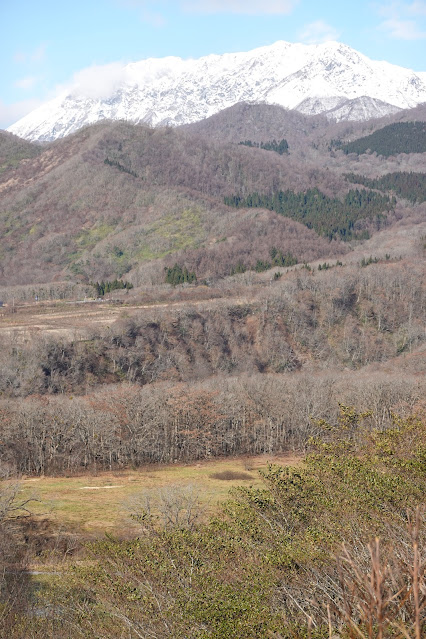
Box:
<box><xmin>1</xmin><ymin>0</ymin><xmax>426</xmax><ymax>129</ymax></box>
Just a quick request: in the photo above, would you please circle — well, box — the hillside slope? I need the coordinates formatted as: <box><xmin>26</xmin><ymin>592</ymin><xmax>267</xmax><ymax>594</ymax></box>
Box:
<box><xmin>0</xmin><ymin>130</ymin><xmax>40</xmax><ymax>174</ymax></box>
<box><xmin>0</xmin><ymin>121</ymin><xmax>346</xmax><ymax>285</ymax></box>
<box><xmin>1</xmin><ymin>103</ymin><xmax>425</xmax><ymax>287</ymax></box>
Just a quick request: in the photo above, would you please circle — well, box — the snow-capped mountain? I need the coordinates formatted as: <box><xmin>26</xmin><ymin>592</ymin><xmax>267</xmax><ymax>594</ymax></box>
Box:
<box><xmin>8</xmin><ymin>40</ymin><xmax>426</xmax><ymax>142</ymax></box>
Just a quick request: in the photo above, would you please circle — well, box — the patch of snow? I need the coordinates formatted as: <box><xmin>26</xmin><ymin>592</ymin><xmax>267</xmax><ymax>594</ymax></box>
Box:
<box><xmin>7</xmin><ymin>40</ymin><xmax>426</xmax><ymax>142</ymax></box>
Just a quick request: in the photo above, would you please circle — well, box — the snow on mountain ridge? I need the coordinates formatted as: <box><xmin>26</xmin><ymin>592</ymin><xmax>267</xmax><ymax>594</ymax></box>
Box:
<box><xmin>7</xmin><ymin>40</ymin><xmax>426</xmax><ymax>142</ymax></box>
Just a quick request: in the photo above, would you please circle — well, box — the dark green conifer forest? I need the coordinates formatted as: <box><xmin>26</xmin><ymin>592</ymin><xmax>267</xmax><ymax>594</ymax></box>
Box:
<box><xmin>345</xmin><ymin>171</ymin><xmax>426</xmax><ymax>203</ymax></box>
<box><xmin>335</xmin><ymin>121</ymin><xmax>426</xmax><ymax>156</ymax></box>
<box><xmin>225</xmin><ymin>187</ymin><xmax>394</xmax><ymax>240</ymax></box>
<box><xmin>239</xmin><ymin>138</ymin><xmax>289</xmax><ymax>154</ymax></box>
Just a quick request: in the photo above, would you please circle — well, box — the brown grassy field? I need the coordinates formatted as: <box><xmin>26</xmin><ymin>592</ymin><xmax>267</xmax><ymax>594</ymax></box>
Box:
<box><xmin>0</xmin><ymin>293</ymin><xmax>253</xmax><ymax>340</ymax></box>
<box><xmin>19</xmin><ymin>454</ymin><xmax>301</xmax><ymax>538</ymax></box>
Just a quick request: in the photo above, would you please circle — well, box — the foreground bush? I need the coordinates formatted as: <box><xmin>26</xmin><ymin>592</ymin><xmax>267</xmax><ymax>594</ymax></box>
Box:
<box><xmin>14</xmin><ymin>409</ymin><xmax>425</xmax><ymax>638</ymax></box>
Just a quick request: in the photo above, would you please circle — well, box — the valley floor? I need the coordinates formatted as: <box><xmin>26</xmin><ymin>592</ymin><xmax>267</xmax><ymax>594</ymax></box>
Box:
<box><xmin>18</xmin><ymin>453</ymin><xmax>301</xmax><ymax>540</ymax></box>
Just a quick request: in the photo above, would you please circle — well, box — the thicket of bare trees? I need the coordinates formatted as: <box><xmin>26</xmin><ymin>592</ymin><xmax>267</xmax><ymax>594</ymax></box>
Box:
<box><xmin>0</xmin><ymin>470</ymin><xmax>35</xmax><ymax>636</ymax></box>
<box><xmin>166</xmin><ymin>210</ymin><xmax>345</xmax><ymax>279</ymax></box>
<box><xmin>0</xmin><ymin>261</ymin><xmax>423</xmax><ymax>397</ymax></box>
<box><xmin>0</xmin><ymin>281</ymin><xmax>91</xmax><ymax>303</ymax></box>
<box><xmin>0</xmin><ymin>371</ymin><xmax>423</xmax><ymax>475</ymax></box>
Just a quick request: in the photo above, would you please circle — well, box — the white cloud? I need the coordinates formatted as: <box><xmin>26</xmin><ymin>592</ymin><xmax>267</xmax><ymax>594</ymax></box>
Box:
<box><xmin>0</xmin><ymin>98</ymin><xmax>43</xmax><ymax>130</ymax></box>
<box><xmin>299</xmin><ymin>20</ymin><xmax>340</xmax><ymax>44</ymax></box>
<box><xmin>182</xmin><ymin>0</ymin><xmax>298</xmax><ymax>14</ymax></box>
<box><xmin>377</xmin><ymin>2</ymin><xmax>426</xmax><ymax>38</ymax></box>
<box><xmin>14</xmin><ymin>76</ymin><xmax>38</xmax><ymax>90</ymax></box>
<box><xmin>407</xmin><ymin>1</ymin><xmax>426</xmax><ymax>15</ymax></box>
<box><xmin>69</xmin><ymin>63</ymin><xmax>127</xmax><ymax>100</ymax></box>
<box><xmin>13</xmin><ymin>51</ymin><xmax>27</xmax><ymax>64</ymax></box>
<box><xmin>380</xmin><ymin>17</ymin><xmax>426</xmax><ymax>38</ymax></box>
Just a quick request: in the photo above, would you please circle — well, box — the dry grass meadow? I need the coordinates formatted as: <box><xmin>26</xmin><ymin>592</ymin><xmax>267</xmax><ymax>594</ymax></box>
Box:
<box><xmin>19</xmin><ymin>453</ymin><xmax>301</xmax><ymax>538</ymax></box>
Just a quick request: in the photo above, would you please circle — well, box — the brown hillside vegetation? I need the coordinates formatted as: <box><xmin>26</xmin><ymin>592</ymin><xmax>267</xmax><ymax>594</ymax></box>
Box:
<box><xmin>0</xmin><ymin>119</ymin><xmax>352</xmax><ymax>285</ymax></box>
<box><xmin>181</xmin><ymin>101</ymin><xmax>426</xmax><ymax>187</ymax></box>
<box><xmin>181</xmin><ymin>100</ymin><xmax>426</xmax><ymax>151</ymax></box>
<box><xmin>0</xmin><ymin>105</ymin><xmax>425</xmax><ymax>638</ymax></box>
<box><xmin>0</xmin><ymin>258</ymin><xmax>424</xmax><ymax>394</ymax></box>
<box><xmin>1</xmin><ymin>103</ymin><xmax>426</xmax><ymax>289</ymax></box>
<box><xmin>180</xmin><ymin>102</ymin><xmax>330</xmax><ymax>148</ymax></box>
<box><xmin>0</xmin><ymin>130</ymin><xmax>41</xmax><ymax>174</ymax></box>
<box><xmin>0</xmin><ymin>254</ymin><xmax>424</xmax><ymax>475</ymax></box>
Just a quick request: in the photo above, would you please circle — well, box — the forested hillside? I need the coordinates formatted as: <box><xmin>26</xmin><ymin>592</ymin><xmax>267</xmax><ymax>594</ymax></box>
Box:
<box><xmin>239</xmin><ymin>137</ymin><xmax>289</xmax><ymax>154</ymax></box>
<box><xmin>335</xmin><ymin>121</ymin><xmax>426</xmax><ymax>156</ymax></box>
<box><xmin>0</xmin><ymin>130</ymin><xmax>40</xmax><ymax>173</ymax></box>
<box><xmin>225</xmin><ymin>187</ymin><xmax>395</xmax><ymax>240</ymax></box>
<box><xmin>0</xmin><ymin>102</ymin><xmax>425</xmax><ymax>639</ymax></box>
<box><xmin>0</xmin><ymin>258</ymin><xmax>424</xmax><ymax>471</ymax></box>
<box><xmin>1</xmin><ymin>104</ymin><xmax>426</xmax><ymax>286</ymax></box>
<box><xmin>345</xmin><ymin>171</ymin><xmax>426</xmax><ymax>203</ymax></box>
<box><xmin>0</xmin><ymin>119</ymin><xmax>350</xmax><ymax>285</ymax></box>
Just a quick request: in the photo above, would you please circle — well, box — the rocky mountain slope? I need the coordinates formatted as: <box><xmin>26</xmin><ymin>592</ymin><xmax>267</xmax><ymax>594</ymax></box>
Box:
<box><xmin>7</xmin><ymin>40</ymin><xmax>426</xmax><ymax>142</ymax></box>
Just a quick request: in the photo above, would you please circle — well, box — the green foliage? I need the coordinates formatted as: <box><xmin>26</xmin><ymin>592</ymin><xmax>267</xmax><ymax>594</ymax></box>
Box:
<box><xmin>230</xmin><ymin>248</ymin><xmax>298</xmax><ymax>275</ymax></box>
<box><xmin>360</xmin><ymin>255</ymin><xmax>379</xmax><ymax>267</ymax></box>
<box><xmin>269</xmin><ymin>247</ymin><xmax>298</xmax><ymax>268</ymax></box>
<box><xmin>317</xmin><ymin>260</ymin><xmax>343</xmax><ymax>270</ymax></box>
<box><xmin>230</xmin><ymin>261</ymin><xmax>247</xmax><ymax>275</ymax></box>
<box><xmin>360</xmin><ymin>254</ymin><xmax>398</xmax><ymax>267</ymax></box>
<box><xmin>104</xmin><ymin>157</ymin><xmax>138</xmax><ymax>177</ymax></box>
<box><xmin>74</xmin><ymin>222</ymin><xmax>116</xmax><ymax>250</ymax></box>
<box><xmin>225</xmin><ymin>187</ymin><xmax>394</xmax><ymax>241</ymax></box>
<box><xmin>345</xmin><ymin>170</ymin><xmax>426</xmax><ymax>203</ymax></box>
<box><xmin>335</xmin><ymin>121</ymin><xmax>426</xmax><ymax>157</ymax></box>
<box><xmin>136</xmin><ymin>208</ymin><xmax>204</xmax><ymax>262</ymax></box>
<box><xmin>225</xmin><ymin>407</ymin><xmax>426</xmax><ymax>571</ymax></box>
<box><xmin>33</xmin><ymin>409</ymin><xmax>425</xmax><ymax>638</ymax></box>
<box><xmin>239</xmin><ymin>138</ymin><xmax>289</xmax><ymax>155</ymax></box>
<box><xmin>91</xmin><ymin>279</ymin><xmax>133</xmax><ymax>297</ymax></box>
<box><xmin>165</xmin><ymin>263</ymin><xmax>197</xmax><ymax>286</ymax></box>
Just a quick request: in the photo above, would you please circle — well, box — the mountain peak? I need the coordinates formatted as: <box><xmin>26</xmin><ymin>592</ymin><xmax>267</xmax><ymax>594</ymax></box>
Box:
<box><xmin>7</xmin><ymin>40</ymin><xmax>426</xmax><ymax>142</ymax></box>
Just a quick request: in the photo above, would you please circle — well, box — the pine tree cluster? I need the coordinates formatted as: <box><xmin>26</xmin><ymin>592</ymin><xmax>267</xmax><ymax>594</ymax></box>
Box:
<box><xmin>345</xmin><ymin>171</ymin><xmax>426</xmax><ymax>203</ymax></box>
<box><xmin>104</xmin><ymin>158</ymin><xmax>138</xmax><ymax>177</ymax></box>
<box><xmin>225</xmin><ymin>188</ymin><xmax>394</xmax><ymax>241</ymax></box>
<box><xmin>239</xmin><ymin>138</ymin><xmax>289</xmax><ymax>155</ymax></box>
<box><xmin>91</xmin><ymin>279</ymin><xmax>133</xmax><ymax>297</ymax></box>
<box><xmin>165</xmin><ymin>264</ymin><xmax>197</xmax><ymax>286</ymax></box>
<box><xmin>335</xmin><ymin>122</ymin><xmax>426</xmax><ymax>157</ymax></box>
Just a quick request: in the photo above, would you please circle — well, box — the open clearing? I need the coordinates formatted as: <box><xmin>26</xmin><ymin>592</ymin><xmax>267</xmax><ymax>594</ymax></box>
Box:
<box><xmin>0</xmin><ymin>295</ymin><xmax>252</xmax><ymax>340</ymax></box>
<box><xmin>19</xmin><ymin>454</ymin><xmax>301</xmax><ymax>537</ymax></box>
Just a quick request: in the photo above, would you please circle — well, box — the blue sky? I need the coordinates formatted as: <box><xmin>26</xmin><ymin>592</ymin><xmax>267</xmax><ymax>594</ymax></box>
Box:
<box><xmin>1</xmin><ymin>0</ymin><xmax>426</xmax><ymax>129</ymax></box>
